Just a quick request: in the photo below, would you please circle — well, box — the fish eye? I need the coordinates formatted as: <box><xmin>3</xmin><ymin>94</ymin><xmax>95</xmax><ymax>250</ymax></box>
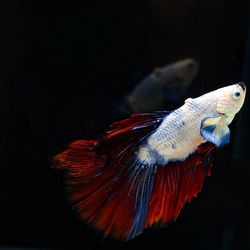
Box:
<box><xmin>233</xmin><ymin>90</ymin><xmax>241</xmax><ymax>99</ymax></box>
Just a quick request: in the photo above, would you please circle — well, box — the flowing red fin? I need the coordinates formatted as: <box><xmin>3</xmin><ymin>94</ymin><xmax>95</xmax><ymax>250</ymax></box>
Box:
<box><xmin>97</xmin><ymin>111</ymin><xmax>169</xmax><ymax>155</ymax></box>
<box><xmin>54</xmin><ymin>140</ymin><xmax>156</xmax><ymax>240</ymax></box>
<box><xmin>145</xmin><ymin>142</ymin><xmax>216</xmax><ymax>228</ymax></box>
<box><xmin>53</xmin><ymin>112</ymin><xmax>168</xmax><ymax>240</ymax></box>
<box><xmin>53</xmin><ymin>140</ymin><xmax>105</xmax><ymax>179</ymax></box>
<box><xmin>54</xmin><ymin>113</ymin><xmax>215</xmax><ymax>240</ymax></box>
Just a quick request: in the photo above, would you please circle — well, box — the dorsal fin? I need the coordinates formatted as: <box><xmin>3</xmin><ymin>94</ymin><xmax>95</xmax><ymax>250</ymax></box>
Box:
<box><xmin>97</xmin><ymin>111</ymin><xmax>170</xmax><ymax>155</ymax></box>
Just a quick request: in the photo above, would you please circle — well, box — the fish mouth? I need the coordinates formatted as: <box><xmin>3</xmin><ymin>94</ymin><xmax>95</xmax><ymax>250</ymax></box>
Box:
<box><xmin>217</xmin><ymin>111</ymin><xmax>227</xmax><ymax>117</ymax></box>
<box><xmin>238</xmin><ymin>82</ymin><xmax>246</xmax><ymax>91</ymax></box>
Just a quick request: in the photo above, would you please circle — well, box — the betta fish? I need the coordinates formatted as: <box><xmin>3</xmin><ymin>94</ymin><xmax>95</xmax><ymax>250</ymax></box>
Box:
<box><xmin>54</xmin><ymin>83</ymin><xmax>246</xmax><ymax>240</ymax></box>
<box><xmin>118</xmin><ymin>58</ymin><xmax>199</xmax><ymax>115</ymax></box>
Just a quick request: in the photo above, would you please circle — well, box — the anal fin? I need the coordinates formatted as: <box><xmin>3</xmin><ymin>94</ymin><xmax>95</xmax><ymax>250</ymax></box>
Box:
<box><xmin>145</xmin><ymin>142</ymin><xmax>216</xmax><ymax>228</ymax></box>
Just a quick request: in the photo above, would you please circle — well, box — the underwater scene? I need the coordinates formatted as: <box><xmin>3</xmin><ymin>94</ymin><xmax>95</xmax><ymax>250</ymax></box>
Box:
<box><xmin>1</xmin><ymin>0</ymin><xmax>250</xmax><ymax>249</ymax></box>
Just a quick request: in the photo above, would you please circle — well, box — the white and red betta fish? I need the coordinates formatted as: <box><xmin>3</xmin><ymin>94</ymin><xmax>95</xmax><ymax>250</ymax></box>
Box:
<box><xmin>54</xmin><ymin>82</ymin><xmax>246</xmax><ymax>240</ymax></box>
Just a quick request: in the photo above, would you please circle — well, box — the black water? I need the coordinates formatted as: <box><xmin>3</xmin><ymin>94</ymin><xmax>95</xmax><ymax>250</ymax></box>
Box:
<box><xmin>1</xmin><ymin>0</ymin><xmax>250</xmax><ymax>249</ymax></box>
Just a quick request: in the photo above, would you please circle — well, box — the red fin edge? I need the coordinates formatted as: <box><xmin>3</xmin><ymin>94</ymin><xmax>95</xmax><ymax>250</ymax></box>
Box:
<box><xmin>53</xmin><ymin>112</ymin><xmax>168</xmax><ymax>240</ymax></box>
<box><xmin>145</xmin><ymin>142</ymin><xmax>216</xmax><ymax>227</ymax></box>
<box><xmin>53</xmin><ymin>113</ymin><xmax>216</xmax><ymax>240</ymax></box>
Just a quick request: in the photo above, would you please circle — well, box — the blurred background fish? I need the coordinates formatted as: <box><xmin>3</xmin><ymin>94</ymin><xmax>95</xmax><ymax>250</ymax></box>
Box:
<box><xmin>117</xmin><ymin>58</ymin><xmax>199</xmax><ymax>115</ymax></box>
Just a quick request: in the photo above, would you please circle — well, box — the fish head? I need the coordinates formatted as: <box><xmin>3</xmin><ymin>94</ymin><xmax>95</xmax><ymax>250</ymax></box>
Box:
<box><xmin>198</xmin><ymin>82</ymin><xmax>246</xmax><ymax>147</ymax></box>
<box><xmin>215</xmin><ymin>82</ymin><xmax>246</xmax><ymax>124</ymax></box>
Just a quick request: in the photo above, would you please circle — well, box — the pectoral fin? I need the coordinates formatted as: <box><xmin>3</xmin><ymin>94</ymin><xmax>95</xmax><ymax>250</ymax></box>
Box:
<box><xmin>200</xmin><ymin>117</ymin><xmax>230</xmax><ymax>147</ymax></box>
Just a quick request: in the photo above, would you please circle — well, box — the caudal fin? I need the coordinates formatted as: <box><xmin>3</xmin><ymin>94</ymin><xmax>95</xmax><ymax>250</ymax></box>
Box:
<box><xmin>54</xmin><ymin>139</ymin><xmax>133</xmax><ymax>239</ymax></box>
<box><xmin>53</xmin><ymin>112</ymin><xmax>169</xmax><ymax>240</ymax></box>
<box><xmin>53</xmin><ymin>139</ymin><xmax>155</xmax><ymax>240</ymax></box>
<box><xmin>53</xmin><ymin>140</ymin><xmax>106</xmax><ymax>183</ymax></box>
<box><xmin>53</xmin><ymin>112</ymin><xmax>215</xmax><ymax>240</ymax></box>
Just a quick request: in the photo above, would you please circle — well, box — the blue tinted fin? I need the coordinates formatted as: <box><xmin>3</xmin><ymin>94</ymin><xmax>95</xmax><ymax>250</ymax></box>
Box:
<box><xmin>127</xmin><ymin>166</ymin><xmax>155</xmax><ymax>240</ymax></box>
<box><xmin>200</xmin><ymin>117</ymin><xmax>230</xmax><ymax>147</ymax></box>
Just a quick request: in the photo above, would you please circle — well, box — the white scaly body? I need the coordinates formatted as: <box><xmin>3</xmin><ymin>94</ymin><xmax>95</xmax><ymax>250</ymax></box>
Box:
<box><xmin>137</xmin><ymin>84</ymin><xmax>246</xmax><ymax>165</ymax></box>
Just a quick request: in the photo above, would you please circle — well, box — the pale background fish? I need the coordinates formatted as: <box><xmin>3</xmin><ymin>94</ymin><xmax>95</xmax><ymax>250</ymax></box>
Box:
<box><xmin>126</xmin><ymin>58</ymin><xmax>199</xmax><ymax>113</ymax></box>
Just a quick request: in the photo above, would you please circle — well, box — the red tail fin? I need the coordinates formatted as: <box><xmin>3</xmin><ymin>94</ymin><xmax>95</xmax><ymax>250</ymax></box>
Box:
<box><xmin>53</xmin><ymin>112</ymin><xmax>168</xmax><ymax>240</ymax></box>
<box><xmin>53</xmin><ymin>112</ymin><xmax>215</xmax><ymax>240</ymax></box>
<box><xmin>54</xmin><ymin>139</ymin><xmax>155</xmax><ymax>240</ymax></box>
<box><xmin>53</xmin><ymin>140</ymin><xmax>106</xmax><ymax>183</ymax></box>
<box><xmin>54</xmin><ymin>139</ymin><xmax>134</xmax><ymax>239</ymax></box>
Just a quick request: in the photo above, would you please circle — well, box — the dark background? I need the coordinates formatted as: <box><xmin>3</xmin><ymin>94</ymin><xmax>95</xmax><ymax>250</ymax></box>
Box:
<box><xmin>1</xmin><ymin>0</ymin><xmax>250</xmax><ymax>249</ymax></box>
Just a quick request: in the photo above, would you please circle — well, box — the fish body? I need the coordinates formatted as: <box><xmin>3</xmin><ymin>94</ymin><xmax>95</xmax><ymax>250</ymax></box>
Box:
<box><xmin>54</xmin><ymin>82</ymin><xmax>246</xmax><ymax>240</ymax></box>
<box><xmin>117</xmin><ymin>58</ymin><xmax>199</xmax><ymax>115</ymax></box>
<box><xmin>138</xmin><ymin>84</ymin><xmax>245</xmax><ymax>165</ymax></box>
